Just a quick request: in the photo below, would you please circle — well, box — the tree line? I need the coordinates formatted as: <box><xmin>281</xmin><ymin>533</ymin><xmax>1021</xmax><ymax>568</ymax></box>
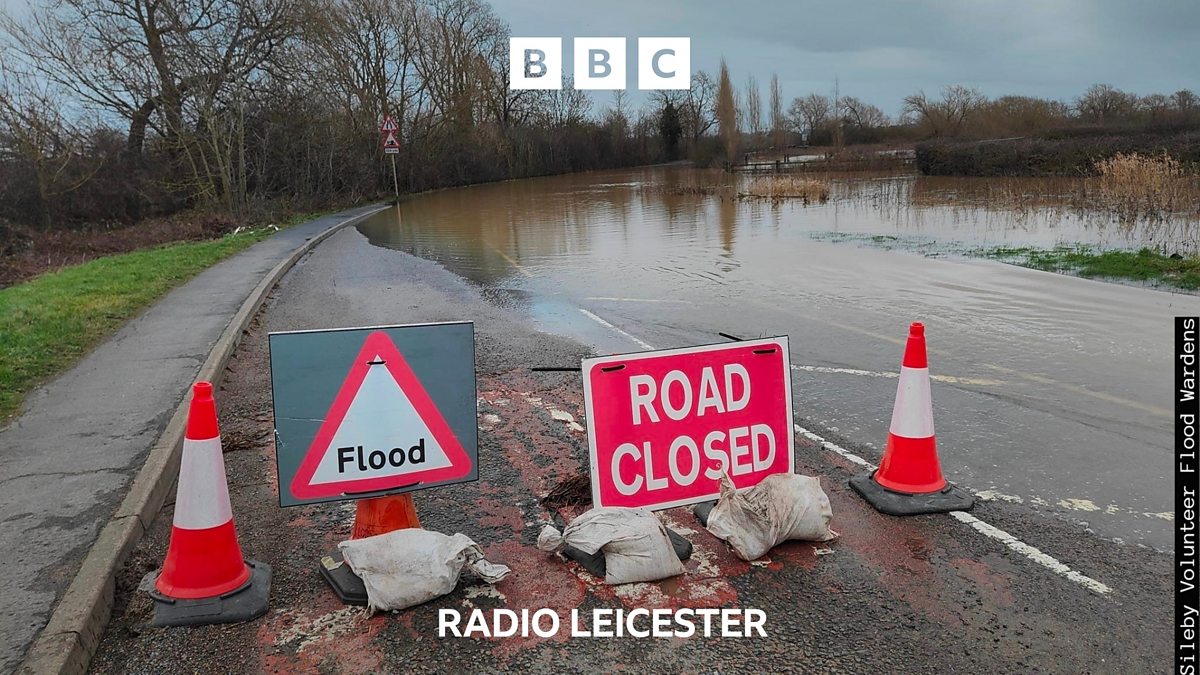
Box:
<box><xmin>0</xmin><ymin>0</ymin><xmax>1196</xmax><ymax>231</ymax></box>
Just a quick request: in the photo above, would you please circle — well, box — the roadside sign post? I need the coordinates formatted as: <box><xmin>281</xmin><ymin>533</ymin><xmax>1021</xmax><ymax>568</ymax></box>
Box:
<box><xmin>269</xmin><ymin>322</ymin><xmax>477</xmax><ymax>604</ymax></box>
<box><xmin>581</xmin><ymin>337</ymin><xmax>794</xmax><ymax>510</ymax></box>
<box><xmin>380</xmin><ymin>115</ymin><xmax>401</xmax><ymax>201</ymax></box>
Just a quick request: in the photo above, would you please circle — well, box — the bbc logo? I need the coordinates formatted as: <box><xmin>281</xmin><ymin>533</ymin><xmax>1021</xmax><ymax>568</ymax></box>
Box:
<box><xmin>509</xmin><ymin>37</ymin><xmax>691</xmax><ymax>91</ymax></box>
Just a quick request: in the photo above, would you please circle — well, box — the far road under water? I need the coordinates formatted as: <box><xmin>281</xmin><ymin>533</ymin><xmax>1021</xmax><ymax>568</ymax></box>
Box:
<box><xmin>358</xmin><ymin>166</ymin><xmax>1197</xmax><ymax>550</ymax></box>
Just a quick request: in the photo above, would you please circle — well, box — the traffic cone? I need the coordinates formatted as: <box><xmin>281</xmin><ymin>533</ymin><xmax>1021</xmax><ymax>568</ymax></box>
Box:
<box><xmin>321</xmin><ymin>494</ymin><xmax>421</xmax><ymax>605</ymax></box>
<box><xmin>351</xmin><ymin>494</ymin><xmax>421</xmax><ymax>539</ymax></box>
<box><xmin>147</xmin><ymin>382</ymin><xmax>271</xmax><ymax>626</ymax></box>
<box><xmin>850</xmin><ymin>323</ymin><xmax>974</xmax><ymax>516</ymax></box>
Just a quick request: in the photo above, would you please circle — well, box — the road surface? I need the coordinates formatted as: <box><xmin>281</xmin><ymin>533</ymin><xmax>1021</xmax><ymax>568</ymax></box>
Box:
<box><xmin>92</xmin><ymin>189</ymin><xmax>1175</xmax><ymax>671</ymax></box>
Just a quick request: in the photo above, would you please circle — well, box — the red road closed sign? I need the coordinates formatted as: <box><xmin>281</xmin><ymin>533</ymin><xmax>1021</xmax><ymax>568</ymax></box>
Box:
<box><xmin>582</xmin><ymin>337</ymin><xmax>794</xmax><ymax>510</ymax></box>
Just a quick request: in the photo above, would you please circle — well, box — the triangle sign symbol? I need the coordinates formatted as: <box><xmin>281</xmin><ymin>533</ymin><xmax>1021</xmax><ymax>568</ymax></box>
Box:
<box><xmin>290</xmin><ymin>331</ymin><xmax>472</xmax><ymax>500</ymax></box>
<box><xmin>382</xmin><ymin>131</ymin><xmax>400</xmax><ymax>148</ymax></box>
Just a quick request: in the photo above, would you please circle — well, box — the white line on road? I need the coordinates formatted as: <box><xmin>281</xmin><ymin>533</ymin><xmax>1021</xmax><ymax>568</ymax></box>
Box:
<box><xmin>577</xmin><ymin>307</ymin><xmax>1114</xmax><ymax>597</ymax></box>
<box><xmin>793</xmin><ymin>423</ymin><xmax>1112</xmax><ymax>596</ymax></box>
<box><xmin>586</xmin><ymin>296</ymin><xmax>694</xmax><ymax>304</ymax></box>
<box><xmin>790</xmin><ymin>364</ymin><xmax>1004</xmax><ymax>387</ymax></box>
<box><xmin>794</xmin><ymin>423</ymin><xmax>876</xmax><ymax>468</ymax></box>
<box><xmin>949</xmin><ymin>512</ymin><xmax>1113</xmax><ymax>595</ymax></box>
<box><xmin>578</xmin><ymin>308</ymin><xmax>656</xmax><ymax>350</ymax></box>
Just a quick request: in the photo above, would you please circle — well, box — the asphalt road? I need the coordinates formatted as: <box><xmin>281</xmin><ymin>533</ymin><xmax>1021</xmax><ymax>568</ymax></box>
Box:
<box><xmin>92</xmin><ymin>226</ymin><xmax>1173</xmax><ymax>672</ymax></box>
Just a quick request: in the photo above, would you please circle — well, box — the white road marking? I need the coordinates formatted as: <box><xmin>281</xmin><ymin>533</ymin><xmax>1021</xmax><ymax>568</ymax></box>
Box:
<box><xmin>794</xmin><ymin>423</ymin><xmax>1112</xmax><ymax>596</ymax></box>
<box><xmin>586</xmin><ymin>296</ymin><xmax>693</xmax><ymax>304</ymax></box>
<box><xmin>794</xmin><ymin>423</ymin><xmax>875</xmax><ymax>469</ymax></box>
<box><xmin>789</xmin><ymin>363</ymin><xmax>1004</xmax><ymax>386</ymax></box>
<box><xmin>580</xmin><ymin>309</ymin><xmax>1116</xmax><ymax>597</ymax></box>
<box><xmin>976</xmin><ymin>490</ymin><xmax>1025</xmax><ymax>504</ymax></box>
<box><xmin>491</xmin><ymin>246</ymin><xmax>532</xmax><ymax>277</ymax></box>
<box><xmin>949</xmin><ymin>512</ymin><xmax>1113</xmax><ymax>595</ymax></box>
<box><xmin>578</xmin><ymin>308</ymin><xmax>656</xmax><ymax>350</ymax></box>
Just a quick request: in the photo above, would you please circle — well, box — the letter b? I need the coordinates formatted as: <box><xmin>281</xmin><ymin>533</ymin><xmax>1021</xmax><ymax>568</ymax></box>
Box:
<box><xmin>510</xmin><ymin>37</ymin><xmax>562</xmax><ymax>90</ymax></box>
<box><xmin>526</xmin><ymin>49</ymin><xmax>547</xmax><ymax>78</ymax></box>
<box><xmin>574</xmin><ymin>37</ymin><xmax>626</xmax><ymax>90</ymax></box>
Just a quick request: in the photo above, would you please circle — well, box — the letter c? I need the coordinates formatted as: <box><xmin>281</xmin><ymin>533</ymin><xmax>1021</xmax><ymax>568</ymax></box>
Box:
<box><xmin>652</xmin><ymin>49</ymin><xmax>675</xmax><ymax>78</ymax></box>
<box><xmin>612</xmin><ymin>442</ymin><xmax>644</xmax><ymax>495</ymax></box>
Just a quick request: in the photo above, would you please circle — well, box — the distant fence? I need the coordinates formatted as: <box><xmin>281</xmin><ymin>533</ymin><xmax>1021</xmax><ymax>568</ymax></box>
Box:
<box><xmin>733</xmin><ymin>149</ymin><xmax>915</xmax><ymax>173</ymax></box>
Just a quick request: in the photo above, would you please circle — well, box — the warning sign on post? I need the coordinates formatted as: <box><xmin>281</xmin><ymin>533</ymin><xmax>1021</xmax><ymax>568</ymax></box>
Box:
<box><xmin>582</xmin><ymin>338</ymin><xmax>794</xmax><ymax>510</ymax></box>
<box><xmin>270</xmin><ymin>323</ymin><xmax>477</xmax><ymax>507</ymax></box>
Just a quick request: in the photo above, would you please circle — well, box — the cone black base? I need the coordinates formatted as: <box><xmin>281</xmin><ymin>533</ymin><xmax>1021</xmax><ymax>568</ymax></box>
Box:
<box><xmin>147</xmin><ymin>560</ymin><xmax>271</xmax><ymax>627</ymax></box>
<box><xmin>319</xmin><ymin>550</ymin><xmax>368</xmax><ymax>606</ymax></box>
<box><xmin>850</xmin><ymin>472</ymin><xmax>975</xmax><ymax>516</ymax></box>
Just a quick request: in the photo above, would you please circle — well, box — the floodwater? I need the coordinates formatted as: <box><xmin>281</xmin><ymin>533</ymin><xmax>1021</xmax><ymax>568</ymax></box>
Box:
<box><xmin>355</xmin><ymin>165</ymin><xmax>1200</xmax><ymax>550</ymax></box>
<box><xmin>360</xmin><ymin>167</ymin><xmax>1199</xmax><ymax>288</ymax></box>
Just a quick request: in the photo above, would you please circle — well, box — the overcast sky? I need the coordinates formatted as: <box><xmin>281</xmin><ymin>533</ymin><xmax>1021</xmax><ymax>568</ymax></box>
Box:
<box><xmin>3</xmin><ymin>0</ymin><xmax>1196</xmax><ymax>118</ymax></box>
<box><xmin>490</xmin><ymin>0</ymin><xmax>1200</xmax><ymax>116</ymax></box>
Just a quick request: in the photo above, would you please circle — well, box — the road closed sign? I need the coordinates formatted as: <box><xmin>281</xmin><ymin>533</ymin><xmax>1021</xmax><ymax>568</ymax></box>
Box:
<box><xmin>582</xmin><ymin>337</ymin><xmax>794</xmax><ymax>510</ymax></box>
<box><xmin>269</xmin><ymin>323</ymin><xmax>477</xmax><ymax>506</ymax></box>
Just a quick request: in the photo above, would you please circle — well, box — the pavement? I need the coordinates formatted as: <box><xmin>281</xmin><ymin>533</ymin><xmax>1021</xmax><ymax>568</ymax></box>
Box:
<box><xmin>90</xmin><ymin>227</ymin><xmax>1172</xmax><ymax>673</ymax></box>
<box><xmin>0</xmin><ymin>205</ymin><xmax>384</xmax><ymax>674</ymax></box>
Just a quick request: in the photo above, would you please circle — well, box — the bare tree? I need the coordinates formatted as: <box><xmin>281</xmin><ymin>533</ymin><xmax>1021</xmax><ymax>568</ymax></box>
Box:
<box><xmin>788</xmin><ymin>93</ymin><xmax>831</xmax><ymax>142</ymax></box>
<box><xmin>903</xmin><ymin>85</ymin><xmax>985</xmax><ymax>137</ymax></box>
<box><xmin>769</xmin><ymin>73</ymin><xmax>785</xmax><ymax>149</ymax></box>
<box><xmin>716</xmin><ymin>59</ymin><xmax>738</xmax><ymax>167</ymax></box>
<box><xmin>745</xmin><ymin>74</ymin><xmax>762</xmax><ymax>142</ymax></box>
<box><xmin>1174</xmin><ymin>90</ymin><xmax>1198</xmax><ymax>115</ymax></box>
<box><xmin>840</xmin><ymin>96</ymin><xmax>888</xmax><ymax>129</ymax></box>
<box><xmin>536</xmin><ymin>77</ymin><xmax>592</xmax><ymax>127</ymax></box>
<box><xmin>1074</xmin><ymin>84</ymin><xmax>1139</xmax><ymax>123</ymax></box>
<box><xmin>0</xmin><ymin>62</ymin><xmax>99</xmax><ymax>225</ymax></box>
<box><xmin>679</xmin><ymin>71</ymin><xmax>716</xmax><ymax>143</ymax></box>
<box><xmin>2</xmin><ymin>0</ymin><xmax>303</xmax><ymax>159</ymax></box>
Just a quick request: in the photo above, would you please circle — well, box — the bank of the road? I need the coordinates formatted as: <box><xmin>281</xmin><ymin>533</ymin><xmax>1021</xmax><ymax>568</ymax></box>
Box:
<box><xmin>0</xmin><ymin>204</ymin><xmax>389</xmax><ymax>674</ymax></box>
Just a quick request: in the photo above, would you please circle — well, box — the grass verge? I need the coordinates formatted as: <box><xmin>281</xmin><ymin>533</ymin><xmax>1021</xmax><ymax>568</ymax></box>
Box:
<box><xmin>0</xmin><ymin>214</ymin><xmax>322</xmax><ymax>421</ymax></box>
<box><xmin>979</xmin><ymin>245</ymin><xmax>1200</xmax><ymax>289</ymax></box>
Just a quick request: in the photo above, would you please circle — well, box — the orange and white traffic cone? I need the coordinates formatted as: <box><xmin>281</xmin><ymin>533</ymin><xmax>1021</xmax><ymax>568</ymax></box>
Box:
<box><xmin>148</xmin><ymin>382</ymin><xmax>271</xmax><ymax>626</ymax></box>
<box><xmin>850</xmin><ymin>323</ymin><xmax>974</xmax><ymax>515</ymax></box>
<box><xmin>321</xmin><ymin>494</ymin><xmax>422</xmax><ymax>605</ymax></box>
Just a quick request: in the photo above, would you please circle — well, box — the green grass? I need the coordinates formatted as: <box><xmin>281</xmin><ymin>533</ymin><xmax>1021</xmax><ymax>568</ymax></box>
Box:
<box><xmin>0</xmin><ymin>214</ymin><xmax>322</xmax><ymax>421</ymax></box>
<box><xmin>983</xmin><ymin>245</ymin><xmax>1200</xmax><ymax>290</ymax></box>
<box><xmin>812</xmin><ymin>230</ymin><xmax>1200</xmax><ymax>291</ymax></box>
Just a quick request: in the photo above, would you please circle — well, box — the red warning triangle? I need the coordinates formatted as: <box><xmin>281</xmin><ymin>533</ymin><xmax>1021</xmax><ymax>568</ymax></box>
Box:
<box><xmin>381</xmin><ymin>131</ymin><xmax>401</xmax><ymax>149</ymax></box>
<box><xmin>290</xmin><ymin>331</ymin><xmax>472</xmax><ymax>500</ymax></box>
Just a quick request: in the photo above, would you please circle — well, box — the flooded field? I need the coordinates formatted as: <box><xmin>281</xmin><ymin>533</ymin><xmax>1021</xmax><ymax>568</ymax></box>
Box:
<box><xmin>358</xmin><ymin>166</ymin><xmax>1200</xmax><ymax>292</ymax></box>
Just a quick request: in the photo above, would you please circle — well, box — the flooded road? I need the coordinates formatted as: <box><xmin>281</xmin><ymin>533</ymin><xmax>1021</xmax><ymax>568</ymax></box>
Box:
<box><xmin>358</xmin><ymin>166</ymin><xmax>1198</xmax><ymax>550</ymax></box>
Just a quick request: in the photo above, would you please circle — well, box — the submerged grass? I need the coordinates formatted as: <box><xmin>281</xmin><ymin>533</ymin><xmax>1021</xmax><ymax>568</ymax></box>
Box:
<box><xmin>982</xmin><ymin>245</ymin><xmax>1200</xmax><ymax>290</ymax></box>
<box><xmin>739</xmin><ymin>176</ymin><xmax>831</xmax><ymax>203</ymax></box>
<box><xmin>811</xmin><ymin>231</ymin><xmax>1200</xmax><ymax>291</ymax></box>
<box><xmin>0</xmin><ymin>214</ymin><xmax>321</xmax><ymax>421</ymax></box>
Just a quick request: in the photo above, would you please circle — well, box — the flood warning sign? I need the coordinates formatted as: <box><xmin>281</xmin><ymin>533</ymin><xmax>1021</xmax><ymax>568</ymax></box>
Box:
<box><xmin>269</xmin><ymin>323</ymin><xmax>477</xmax><ymax>506</ymax></box>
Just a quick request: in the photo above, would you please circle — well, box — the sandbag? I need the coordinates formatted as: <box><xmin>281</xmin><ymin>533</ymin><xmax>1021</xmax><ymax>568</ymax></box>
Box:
<box><xmin>537</xmin><ymin>507</ymin><xmax>685</xmax><ymax>584</ymax></box>
<box><xmin>339</xmin><ymin>528</ymin><xmax>510</xmax><ymax>612</ymax></box>
<box><xmin>704</xmin><ymin>473</ymin><xmax>838</xmax><ymax>561</ymax></box>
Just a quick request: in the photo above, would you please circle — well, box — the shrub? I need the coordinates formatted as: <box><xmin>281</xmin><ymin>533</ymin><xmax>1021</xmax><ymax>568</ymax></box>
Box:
<box><xmin>915</xmin><ymin>131</ymin><xmax>1200</xmax><ymax>176</ymax></box>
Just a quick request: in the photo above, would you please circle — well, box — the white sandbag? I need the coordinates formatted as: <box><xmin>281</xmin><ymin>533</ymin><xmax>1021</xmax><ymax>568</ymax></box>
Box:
<box><xmin>537</xmin><ymin>507</ymin><xmax>685</xmax><ymax>584</ymax></box>
<box><xmin>705</xmin><ymin>473</ymin><xmax>838</xmax><ymax>561</ymax></box>
<box><xmin>339</xmin><ymin>528</ymin><xmax>510</xmax><ymax>613</ymax></box>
